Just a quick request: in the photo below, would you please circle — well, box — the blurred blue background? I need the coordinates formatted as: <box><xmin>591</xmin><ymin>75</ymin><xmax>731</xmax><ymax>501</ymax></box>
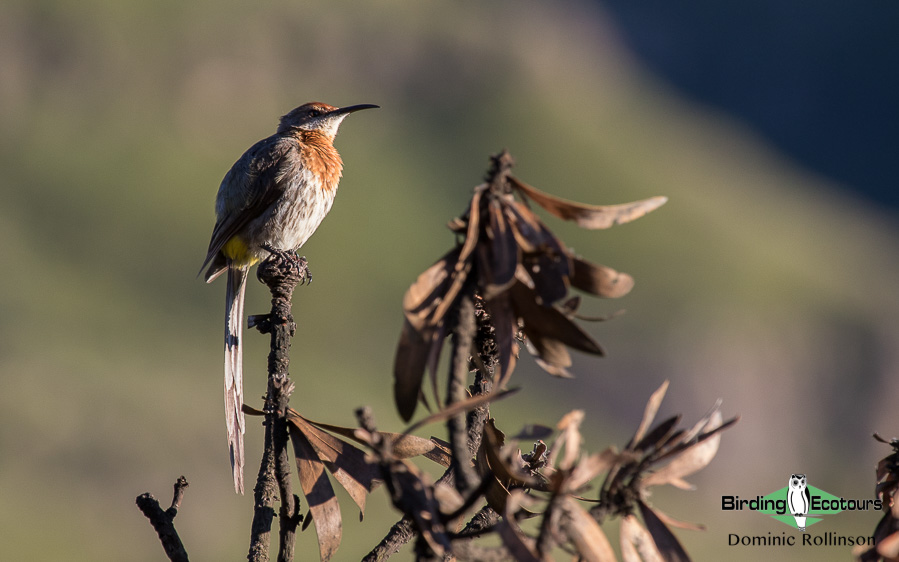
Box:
<box><xmin>602</xmin><ymin>0</ymin><xmax>899</xmax><ymax>210</ymax></box>
<box><xmin>1</xmin><ymin>1</ymin><xmax>896</xmax><ymax>560</ymax></box>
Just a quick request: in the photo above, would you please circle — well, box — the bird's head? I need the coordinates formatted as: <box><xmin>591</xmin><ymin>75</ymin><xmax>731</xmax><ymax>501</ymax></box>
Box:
<box><xmin>278</xmin><ymin>102</ymin><xmax>379</xmax><ymax>138</ymax></box>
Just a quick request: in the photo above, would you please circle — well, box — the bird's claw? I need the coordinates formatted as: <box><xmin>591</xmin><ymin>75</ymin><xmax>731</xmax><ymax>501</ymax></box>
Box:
<box><xmin>294</xmin><ymin>255</ymin><xmax>312</xmax><ymax>285</ymax></box>
<box><xmin>260</xmin><ymin>244</ymin><xmax>312</xmax><ymax>284</ymax></box>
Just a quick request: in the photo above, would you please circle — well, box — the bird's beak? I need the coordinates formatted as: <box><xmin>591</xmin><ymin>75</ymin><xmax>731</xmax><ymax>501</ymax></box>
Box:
<box><xmin>327</xmin><ymin>104</ymin><xmax>380</xmax><ymax>117</ymax></box>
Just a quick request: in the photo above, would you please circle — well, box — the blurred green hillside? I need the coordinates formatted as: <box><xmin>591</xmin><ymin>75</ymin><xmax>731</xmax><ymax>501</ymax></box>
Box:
<box><xmin>1</xmin><ymin>1</ymin><xmax>897</xmax><ymax>560</ymax></box>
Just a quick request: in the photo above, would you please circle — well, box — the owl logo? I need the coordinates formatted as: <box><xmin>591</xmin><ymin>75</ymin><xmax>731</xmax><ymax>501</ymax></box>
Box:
<box><xmin>788</xmin><ymin>473</ymin><xmax>810</xmax><ymax>531</ymax></box>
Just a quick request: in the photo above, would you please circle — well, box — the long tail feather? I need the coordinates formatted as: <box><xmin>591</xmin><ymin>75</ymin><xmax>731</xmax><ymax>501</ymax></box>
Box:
<box><xmin>225</xmin><ymin>265</ymin><xmax>249</xmax><ymax>494</ymax></box>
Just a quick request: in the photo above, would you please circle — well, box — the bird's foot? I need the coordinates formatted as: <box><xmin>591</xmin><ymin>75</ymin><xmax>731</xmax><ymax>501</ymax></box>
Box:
<box><xmin>292</xmin><ymin>255</ymin><xmax>312</xmax><ymax>285</ymax></box>
<box><xmin>259</xmin><ymin>244</ymin><xmax>312</xmax><ymax>285</ymax></box>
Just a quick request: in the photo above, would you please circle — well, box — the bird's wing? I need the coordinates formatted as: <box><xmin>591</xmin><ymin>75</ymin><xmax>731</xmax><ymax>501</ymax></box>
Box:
<box><xmin>200</xmin><ymin>135</ymin><xmax>300</xmax><ymax>275</ymax></box>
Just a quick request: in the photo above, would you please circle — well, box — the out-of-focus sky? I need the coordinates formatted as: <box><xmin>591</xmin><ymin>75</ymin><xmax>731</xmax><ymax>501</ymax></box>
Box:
<box><xmin>600</xmin><ymin>0</ymin><xmax>899</xmax><ymax>210</ymax></box>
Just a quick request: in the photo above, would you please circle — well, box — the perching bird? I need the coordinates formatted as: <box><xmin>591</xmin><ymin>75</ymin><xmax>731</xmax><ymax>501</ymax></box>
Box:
<box><xmin>200</xmin><ymin>102</ymin><xmax>378</xmax><ymax>493</ymax></box>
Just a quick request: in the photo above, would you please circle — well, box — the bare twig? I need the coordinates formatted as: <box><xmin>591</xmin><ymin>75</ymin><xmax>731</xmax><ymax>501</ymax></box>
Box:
<box><xmin>136</xmin><ymin>476</ymin><xmax>190</xmax><ymax>562</ymax></box>
<box><xmin>458</xmin><ymin>504</ymin><xmax>501</xmax><ymax>538</ymax></box>
<box><xmin>450</xmin><ymin>540</ymin><xmax>512</xmax><ymax>562</ymax></box>
<box><xmin>361</xmin><ymin>516</ymin><xmax>417</xmax><ymax>562</ymax></box>
<box><xmin>365</xmin><ymin>291</ymin><xmax>500</xmax><ymax>561</ymax></box>
<box><xmin>447</xmin><ymin>288</ymin><xmax>479</xmax><ymax>495</ymax></box>
<box><xmin>465</xmin><ymin>294</ymin><xmax>497</xmax><ymax>460</ymax></box>
<box><xmin>248</xmin><ymin>412</ymin><xmax>277</xmax><ymax>562</ymax></box>
<box><xmin>247</xmin><ymin>252</ymin><xmax>308</xmax><ymax>562</ymax></box>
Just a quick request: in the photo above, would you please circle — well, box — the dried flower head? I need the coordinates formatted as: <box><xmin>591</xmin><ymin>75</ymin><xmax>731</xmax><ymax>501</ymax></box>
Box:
<box><xmin>475</xmin><ymin>381</ymin><xmax>736</xmax><ymax>561</ymax></box>
<box><xmin>395</xmin><ymin>150</ymin><xmax>666</xmax><ymax>420</ymax></box>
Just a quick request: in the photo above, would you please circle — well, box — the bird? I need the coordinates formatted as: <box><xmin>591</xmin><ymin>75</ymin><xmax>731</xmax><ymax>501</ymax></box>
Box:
<box><xmin>200</xmin><ymin>101</ymin><xmax>378</xmax><ymax>493</ymax></box>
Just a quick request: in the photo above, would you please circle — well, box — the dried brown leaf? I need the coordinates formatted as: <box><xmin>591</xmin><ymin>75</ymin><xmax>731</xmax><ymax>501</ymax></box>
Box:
<box><xmin>558</xmin><ymin>295</ymin><xmax>582</xmax><ymax>316</ymax></box>
<box><xmin>478</xmin><ymin>462</ymin><xmax>528</xmax><ymax>518</ymax></box>
<box><xmin>654</xmin><ymin>415</ymin><xmax>738</xmax><ymax>466</ymax></box>
<box><xmin>404</xmin><ymin>388</ymin><xmax>520</xmax><ymax>436</ymax></box>
<box><xmin>481</xmin><ymin>419</ymin><xmax>540</xmax><ymax>489</ymax></box>
<box><xmin>877</xmin><ymin>457</ymin><xmax>892</xmax><ymax>485</ymax></box>
<box><xmin>524</xmin><ymin>333</ymin><xmax>573</xmax><ymax>377</ymax></box>
<box><xmin>556</xmin><ymin>409</ymin><xmax>585</xmax><ymax>431</ymax></box>
<box><xmin>483</xmin><ymin>293</ymin><xmax>519</xmax><ymax>388</ymax></box>
<box><xmin>394</xmin><ymin>319</ymin><xmax>431</xmax><ymax>422</ymax></box>
<box><xmin>483</xmin><ymin>475</ymin><xmax>515</xmax><ymax>517</ymax></box>
<box><xmin>637</xmin><ymin>500</ymin><xmax>691</xmax><ymax>562</ymax></box>
<box><xmin>432</xmin><ymin>259</ymin><xmax>473</xmax><ymax>330</ymax></box>
<box><xmin>648</xmin><ymin>506</ymin><xmax>706</xmax><ymax>532</ymax></box>
<box><xmin>879</xmin><ymin>530</ymin><xmax>899</xmax><ymax>558</ymax></box>
<box><xmin>242</xmin><ymin>404</ymin><xmax>266</xmax><ymax>416</ymax></box>
<box><xmin>860</xmin><ymin>514</ymin><xmax>897</xmax><ymax>562</ymax></box>
<box><xmin>289</xmin><ymin>415</ymin><xmax>376</xmax><ymax>515</ymax></box>
<box><xmin>288</xmin><ymin>427</ymin><xmax>342</xmax><ymax>562</ymax></box>
<box><xmin>643</xmin><ymin>411</ymin><xmax>723</xmax><ymax>490</ymax></box>
<box><xmin>296</xmin><ymin>413</ymin><xmax>453</xmax><ymax>468</ymax></box>
<box><xmin>481</xmin><ymin>198</ymin><xmax>520</xmax><ymax>297</ymax></box>
<box><xmin>458</xmin><ymin>187</ymin><xmax>484</xmax><ymax>265</ymax></box>
<box><xmin>386</xmin><ymin>460</ymin><xmax>450</xmax><ymax>556</ymax></box>
<box><xmin>571</xmin><ymin>257</ymin><xmax>635</xmax><ymax>299</ymax></box>
<box><xmin>629</xmin><ymin>381</ymin><xmax>670</xmax><ymax>449</ymax></box>
<box><xmin>511</xmin><ymin>281</ymin><xmax>605</xmax><ymax>357</ymax></box>
<box><xmin>426</xmin><ymin>322</ymin><xmax>447</xmax><ymax>413</ymax></box>
<box><xmin>522</xmin><ymin>252</ymin><xmax>570</xmax><ymax>306</ymax></box>
<box><xmin>402</xmin><ymin>246</ymin><xmax>461</xmax><ymax>330</ymax></box>
<box><xmin>633</xmin><ymin>415</ymin><xmax>681</xmax><ymax>453</ymax></box>
<box><xmin>620</xmin><ymin>514</ymin><xmax>664</xmax><ymax>562</ymax></box>
<box><xmin>667</xmin><ymin>400</ymin><xmax>723</xmax><ymax>449</ymax></box>
<box><xmin>477</xmin><ymin>422</ymin><xmax>544</xmax><ymax>516</ymax></box>
<box><xmin>422</xmin><ymin>437</ymin><xmax>454</xmax><ymax>468</ymax></box>
<box><xmin>496</xmin><ymin>490</ymin><xmax>543</xmax><ymax>562</ymax></box>
<box><xmin>511</xmin><ymin>425</ymin><xmax>555</xmax><ymax>441</ymax></box>
<box><xmin>575</xmin><ymin>309</ymin><xmax>628</xmax><ymax>322</ymax></box>
<box><xmin>391</xmin><ymin>434</ymin><xmax>451</xmax><ymax>464</ymax></box>
<box><xmin>476</xmin><ymin>460</ymin><xmax>503</xmax><ymax>509</ymax></box>
<box><xmin>426</xmin><ymin>189</ymin><xmax>482</xmax><ymax>324</ymax></box>
<box><xmin>566</xmin><ymin>448</ymin><xmax>620</xmax><ymax>491</ymax></box>
<box><xmin>877</xmin><ymin>477</ymin><xmax>899</xmax><ymax>503</ymax></box>
<box><xmin>536</xmin><ymin>221</ymin><xmax>573</xmax><ymax>279</ymax></box>
<box><xmin>433</xmin><ymin>481</ymin><xmax>466</xmax><ymax>522</ymax></box>
<box><xmin>287</xmin><ymin>416</ymin><xmax>346</xmax><ymax>463</ymax></box>
<box><xmin>447</xmin><ymin>216</ymin><xmax>467</xmax><ymax>233</ymax></box>
<box><xmin>532</xmin><ymin>356</ymin><xmax>573</xmax><ymax>378</ymax></box>
<box><xmin>505</xmin><ymin>200</ymin><xmax>546</xmax><ymax>253</ymax></box>
<box><xmin>548</xmin><ymin>410</ymin><xmax>584</xmax><ymax>473</ymax></box>
<box><xmin>561</xmin><ymin>497</ymin><xmax>617</xmax><ymax>562</ymax></box>
<box><xmin>511</xmin><ymin>177</ymin><xmax>667</xmax><ymax>229</ymax></box>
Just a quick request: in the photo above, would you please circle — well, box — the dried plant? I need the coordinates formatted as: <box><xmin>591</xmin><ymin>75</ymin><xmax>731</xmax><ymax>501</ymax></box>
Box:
<box><xmin>353</xmin><ymin>403</ymin><xmax>495</xmax><ymax>559</ymax></box>
<box><xmin>275</xmin><ymin>389</ymin><xmax>514</xmax><ymax>560</ymax></box>
<box><xmin>347</xmin><ymin>381</ymin><xmax>735</xmax><ymax>561</ymax></box>
<box><xmin>593</xmin><ymin>381</ymin><xmax>738</xmax><ymax>560</ymax></box>
<box><xmin>395</xmin><ymin>150</ymin><xmax>667</xmax><ymax>421</ymax></box>
<box><xmin>475</xmin><ymin>381</ymin><xmax>737</xmax><ymax>561</ymax></box>
<box><xmin>138</xmin><ymin>150</ymin><xmax>741</xmax><ymax>562</ymax></box>
<box><xmin>284</xmin><ymin>408</ymin><xmax>450</xmax><ymax>560</ymax></box>
<box><xmin>857</xmin><ymin>434</ymin><xmax>899</xmax><ymax>562</ymax></box>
